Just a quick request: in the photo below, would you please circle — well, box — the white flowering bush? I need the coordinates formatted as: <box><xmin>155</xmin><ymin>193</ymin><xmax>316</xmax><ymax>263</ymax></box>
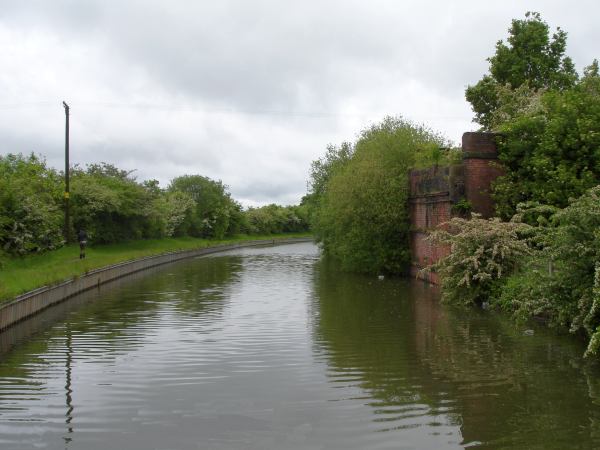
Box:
<box><xmin>497</xmin><ymin>186</ymin><xmax>600</xmax><ymax>357</ymax></box>
<box><xmin>427</xmin><ymin>214</ymin><xmax>532</xmax><ymax>306</ymax></box>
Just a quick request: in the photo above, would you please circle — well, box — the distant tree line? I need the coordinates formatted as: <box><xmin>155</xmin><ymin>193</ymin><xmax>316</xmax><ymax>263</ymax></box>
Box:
<box><xmin>0</xmin><ymin>155</ymin><xmax>308</xmax><ymax>256</ymax></box>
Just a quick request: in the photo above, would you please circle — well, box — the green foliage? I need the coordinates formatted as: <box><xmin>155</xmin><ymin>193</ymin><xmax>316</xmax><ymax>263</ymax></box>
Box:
<box><xmin>482</xmin><ymin>186</ymin><xmax>600</xmax><ymax>357</ymax></box>
<box><xmin>0</xmin><ymin>154</ymin><xmax>64</xmax><ymax>254</ymax></box>
<box><xmin>451</xmin><ymin>198</ymin><xmax>472</xmax><ymax>216</ymax></box>
<box><xmin>310</xmin><ymin>116</ymin><xmax>445</xmax><ymax>274</ymax></box>
<box><xmin>0</xmin><ymin>151</ymin><xmax>303</xmax><ymax>256</ymax></box>
<box><xmin>493</xmin><ymin>66</ymin><xmax>600</xmax><ymax>218</ymax></box>
<box><xmin>427</xmin><ymin>214</ymin><xmax>532</xmax><ymax>306</ymax></box>
<box><xmin>425</xmin><ymin>185</ymin><xmax>600</xmax><ymax>357</ymax></box>
<box><xmin>152</xmin><ymin>191</ymin><xmax>196</xmax><ymax>237</ymax></box>
<box><xmin>244</xmin><ymin>204</ymin><xmax>309</xmax><ymax>235</ymax></box>
<box><xmin>509</xmin><ymin>201</ymin><xmax>559</xmax><ymax>227</ymax></box>
<box><xmin>465</xmin><ymin>13</ymin><xmax>600</xmax><ymax>218</ymax></box>
<box><xmin>70</xmin><ymin>163</ymin><xmax>158</xmax><ymax>243</ymax></box>
<box><xmin>303</xmin><ymin>142</ymin><xmax>353</xmax><ymax>229</ymax></box>
<box><xmin>585</xmin><ymin>266</ymin><xmax>600</xmax><ymax>357</ymax></box>
<box><xmin>168</xmin><ymin>175</ymin><xmax>241</xmax><ymax>239</ymax></box>
<box><xmin>309</xmin><ymin>142</ymin><xmax>354</xmax><ymax>198</ymax></box>
<box><xmin>466</xmin><ymin>12</ymin><xmax>578</xmax><ymax>129</ymax></box>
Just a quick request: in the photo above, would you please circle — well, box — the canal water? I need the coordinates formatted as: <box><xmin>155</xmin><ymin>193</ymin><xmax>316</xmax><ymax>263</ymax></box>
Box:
<box><xmin>1</xmin><ymin>242</ymin><xmax>599</xmax><ymax>449</ymax></box>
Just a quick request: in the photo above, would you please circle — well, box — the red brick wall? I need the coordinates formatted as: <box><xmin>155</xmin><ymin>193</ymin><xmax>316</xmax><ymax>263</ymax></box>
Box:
<box><xmin>408</xmin><ymin>167</ymin><xmax>454</xmax><ymax>283</ymax></box>
<box><xmin>462</xmin><ymin>132</ymin><xmax>502</xmax><ymax>218</ymax></box>
<box><xmin>410</xmin><ymin>231</ymin><xmax>450</xmax><ymax>284</ymax></box>
<box><xmin>410</xmin><ymin>196</ymin><xmax>452</xmax><ymax>230</ymax></box>
<box><xmin>408</xmin><ymin>132</ymin><xmax>501</xmax><ymax>284</ymax></box>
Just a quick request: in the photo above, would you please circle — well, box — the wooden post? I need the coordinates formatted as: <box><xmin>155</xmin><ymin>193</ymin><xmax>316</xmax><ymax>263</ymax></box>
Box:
<box><xmin>63</xmin><ymin>101</ymin><xmax>70</xmax><ymax>243</ymax></box>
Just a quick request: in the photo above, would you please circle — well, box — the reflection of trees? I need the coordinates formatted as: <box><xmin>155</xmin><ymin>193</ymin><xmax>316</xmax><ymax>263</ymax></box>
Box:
<box><xmin>312</xmin><ymin>259</ymin><xmax>428</xmax><ymax>415</ymax></box>
<box><xmin>313</xmin><ymin>260</ymin><xmax>600</xmax><ymax>447</ymax></box>
<box><xmin>0</xmin><ymin>254</ymin><xmax>242</xmax><ymax>412</ymax></box>
<box><xmin>409</xmin><ymin>282</ymin><xmax>600</xmax><ymax>448</ymax></box>
<box><xmin>41</xmin><ymin>254</ymin><xmax>242</xmax><ymax>356</ymax></box>
<box><xmin>167</xmin><ymin>255</ymin><xmax>242</xmax><ymax>315</ymax></box>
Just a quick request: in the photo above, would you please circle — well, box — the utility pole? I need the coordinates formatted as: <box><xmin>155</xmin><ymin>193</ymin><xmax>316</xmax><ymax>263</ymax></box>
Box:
<box><xmin>63</xmin><ymin>101</ymin><xmax>70</xmax><ymax>243</ymax></box>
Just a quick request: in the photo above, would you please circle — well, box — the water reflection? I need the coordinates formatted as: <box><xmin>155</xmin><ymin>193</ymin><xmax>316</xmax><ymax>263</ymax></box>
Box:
<box><xmin>64</xmin><ymin>323</ymin><xmax>73</xmax><ymax>445</ymax></box>
<box><xmin>313</xmin><ymin>259</ymin><xmax>600</xmax><ymax>448</ymax></box>
<box><xmin>313</xmin><ymin>260</ymin><xmax>464</xmax><ymax>448</ymax></box>
<box><xmin>1</xmin><ymin>243</ymin><xmax>600</xmax><ymax>450</ymax></box>
<box><xmin>0</xmin><ymin>253</ymin><xmax>242</xmax><ymax>449</ymax></box>
<box><xmin>409</xmin><ymin>281</ymin><xmax>600</xmax><ymax>449</ymax></box>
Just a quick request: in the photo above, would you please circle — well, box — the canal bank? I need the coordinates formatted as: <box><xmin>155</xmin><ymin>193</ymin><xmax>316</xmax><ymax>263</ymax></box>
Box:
<box><xmin>0</xmin><ymin>237</ymin><xmax>312</xmax><ymax>331</ymax></box>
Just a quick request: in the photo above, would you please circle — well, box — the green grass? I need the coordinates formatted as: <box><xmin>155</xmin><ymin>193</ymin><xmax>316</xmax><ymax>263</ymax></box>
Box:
<box><xmin>0</xmin><ymin>233</ymin><xmax>312</xmax><ymax>304</ymax></box>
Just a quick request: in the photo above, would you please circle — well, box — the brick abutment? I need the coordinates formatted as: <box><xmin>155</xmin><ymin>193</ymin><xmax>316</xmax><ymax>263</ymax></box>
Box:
<box><xmin>409</xmin><ymin>132</ymin><xmax>500</xmax><ymax>283</ymax></box>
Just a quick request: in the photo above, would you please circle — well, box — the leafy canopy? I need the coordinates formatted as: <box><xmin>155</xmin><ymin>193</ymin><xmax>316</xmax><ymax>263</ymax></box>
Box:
<box><xmin>493</xmin><ymin>61</ymin><xmax>600</xmax><ymax>218</ymax></box>
<box><xmin>0</xmin><ymin>154</ymin><xmax>63</xmax><ymax>255</ymax></box>
<box><xmin>466</xmin><ymin>12</ymin><xmax>577</xmax><ymax>129</ymax></box>
<box><xmin>168</xmin><ymin>175</ymin><xmax>242</xmax><ymax>240</ymax></box>
<box><xmin>310</xmin><ymin>116</ymin><xmax>446</xmax><ymax>274</ymax></box>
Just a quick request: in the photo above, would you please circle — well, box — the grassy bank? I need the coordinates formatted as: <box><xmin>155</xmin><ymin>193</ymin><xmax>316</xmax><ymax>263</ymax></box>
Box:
<box><xmin>0</xmin><ymin>233</ymin><xmax>312</xmax><ymax>304</ymax></box>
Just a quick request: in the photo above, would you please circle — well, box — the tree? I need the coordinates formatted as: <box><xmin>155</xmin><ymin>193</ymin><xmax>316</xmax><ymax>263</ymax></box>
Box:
<box><xmin>168</xmin><ymin>175</ymin><xmax>239</xmax><ymax>239</ymax></box>
<box><xmin>312</xmin><ymin>116</ymin><xmax>445</xmax><ymax>274</ymax></box>
<box><xmin>244</xmin><ymin>204</ymin><xmax>309</xmax><ymax>235</ymax></box>
<box><xmin>466</xmin><ymin>12</ymin><xmax>578</xmax><ymax>129</ymax></box>
<box><xmin>303</xmin><ymin>142</ymin><xmax>353</xmax><ymax>230</ymax></box>
<box><xmin>308</xmin><ymin>142</ymin><xmax>354</xmax><ymax>198</ymax></box>
<box><xmin>70</xmin><ymin>163</ymin><xmax>156</xmax><ymax>243</ymax></box>
<box><xmin>493</xmin><ymin>63</ymin><xmax>600</xmax><ymax>217</ymax></box>
<box><xmin>0</xmin><ymin>154</ymin><xmax>63</xmax><ymax>254</ymax></box>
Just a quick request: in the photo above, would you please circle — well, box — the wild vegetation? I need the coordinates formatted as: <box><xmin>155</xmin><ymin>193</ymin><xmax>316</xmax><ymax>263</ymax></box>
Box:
<box><xmin>433</xmin><ymin>12</ymin><xmax>600</xmax><ymax>356</ymax></box>
<box><xmin>426</xmin><ymin>215</ymin><xmax>532</xmax><ymax>307</ymax></box>
<box><xmin>306</xmin><ymin>116</ymin><xmax>454</xmax><ymax>274</ymax></box>
<box><xmin>0</xmin><ymin>154</ymin><xmax>309</xmax><ymax>261</ymax></box>
<box><xmin>465</xmin><ymin>11</ymin><xmax>600</xmax><ymax>219</ymax></box>
<box><xmin>2</xmin><ymin>11</ymin><xmax>599</xmax><ymax>356</ymax></box>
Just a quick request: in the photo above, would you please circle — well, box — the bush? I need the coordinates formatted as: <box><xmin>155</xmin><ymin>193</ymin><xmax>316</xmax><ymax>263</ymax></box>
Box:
<box><xmin>0</xmin><ymin>153</ymin><xmax>307</xmax><ymax>255</ymax></box>
<box><xmin>168</xmin><ymin>175</ymin><xmax>242</xmax><ymax>239</ymax></box>
<box><xmin>496</xmin><ymin>186</ymin><xmax>600</xmax><ymax>356</ymax></box>
<box><xmin>70</xmin><ymin>164</ymin><xmax>157</xmax><ymax>243</ymax></box>
<box><xmin>0</xmin><ymin>154</ymin><xmax>64</xmax><ymax>254</ymax></box>
<box><xmin>427</xmin><ymin>214</ymin><xmax>532</xmax><ymax>306</ymax></box>
<box><xmin>243</xmin><ymin>204</ymin><xmax>309</xmax><ymax>235</ymax></box>
<box><xmin>310</xmin><ymin>116</ymin><xmax>446</xmax><ymax>274</ymax></box>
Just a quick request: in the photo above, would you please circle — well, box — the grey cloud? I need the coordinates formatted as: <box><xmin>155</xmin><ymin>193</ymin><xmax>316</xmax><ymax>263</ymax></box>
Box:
<box><xmin>1</xmin><ymin>0</ymin><xmax>599</xmax><ymax>206</ymax></box>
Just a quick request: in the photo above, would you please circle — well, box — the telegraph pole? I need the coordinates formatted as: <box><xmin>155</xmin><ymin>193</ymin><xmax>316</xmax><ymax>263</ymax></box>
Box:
<box><xmin>63</xmin><ymin>101</ymin><xmax>70</xmax><ymax>243</ymax></box>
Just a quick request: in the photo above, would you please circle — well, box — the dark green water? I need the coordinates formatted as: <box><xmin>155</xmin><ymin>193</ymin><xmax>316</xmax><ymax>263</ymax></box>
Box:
<box><xmin>1</xmin><ymin>242</ymin><xmax>599</xmax><ymax>449</ymax></box>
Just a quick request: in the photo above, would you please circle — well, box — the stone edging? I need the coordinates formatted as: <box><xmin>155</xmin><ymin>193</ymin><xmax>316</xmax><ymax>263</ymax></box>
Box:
<box><xmin>0</xmin><ymin>237</ymin><xmax>313</xmax><ymax>331</ymax></box>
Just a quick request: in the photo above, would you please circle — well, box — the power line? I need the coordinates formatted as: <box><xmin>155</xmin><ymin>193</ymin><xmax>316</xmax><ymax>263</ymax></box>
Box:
<box><xmin>0</xmin><ymin>101</ymin><xmax>58</xmax><ymax>110</ymax></box>
<box><xmin>0</xmin><ymin>100</ymin><xmax>471</xmax><ymax>121</ymax></box>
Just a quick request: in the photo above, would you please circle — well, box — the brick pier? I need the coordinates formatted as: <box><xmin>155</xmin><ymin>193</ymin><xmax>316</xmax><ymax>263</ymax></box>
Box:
<box><xmin>409</xmin><ymin>132</ymin><xmax>500</xmax><ymax>283</ymax></box>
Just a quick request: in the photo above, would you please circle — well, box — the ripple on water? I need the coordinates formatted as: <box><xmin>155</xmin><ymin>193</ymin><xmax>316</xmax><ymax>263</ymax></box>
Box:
<box><xmin>0</xmin><ymin>242</ymin><xmax>599</xmax><ymax>450</ymax></box>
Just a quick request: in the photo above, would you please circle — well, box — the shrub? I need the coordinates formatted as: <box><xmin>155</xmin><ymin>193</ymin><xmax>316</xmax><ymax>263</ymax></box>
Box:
<box><xmin>168</xmin><ymin>175</ymin><xmax>242</xmax><ymax>239</ymax></box>
<box><xmin>243</xmin><ymin>204</ymin><xmax>309</xmax><ymax>235</ymax></box>
<box><xmin>497</xmin><ymin>185</ymin><xmax>600</xmax><ymax>356</ymax></box>
<box><xmin>70</xmin><ymin>164</ymin><xmax>156</xmax><ymax>243</ymax></box>
<box><xmin>427</xmin><ymin>214</ymin><xmax>532</xmax><ymax>306</ymax></box>
<box><xmin>310</xmin><ymin>116</ymin><xmax>446</xmax><ymax>274</ymax></box>
<box><xmin>0</xmin><ymin>154</ymin><xmax>64</xmax><ymax>254</ymax></box>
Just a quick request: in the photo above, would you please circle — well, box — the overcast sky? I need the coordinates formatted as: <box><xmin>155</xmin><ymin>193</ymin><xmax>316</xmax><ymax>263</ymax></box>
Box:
<box><xmin>1</xmin><ymin>1</ymin><xmax>598</xmax><ymax>206</ymax></box>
